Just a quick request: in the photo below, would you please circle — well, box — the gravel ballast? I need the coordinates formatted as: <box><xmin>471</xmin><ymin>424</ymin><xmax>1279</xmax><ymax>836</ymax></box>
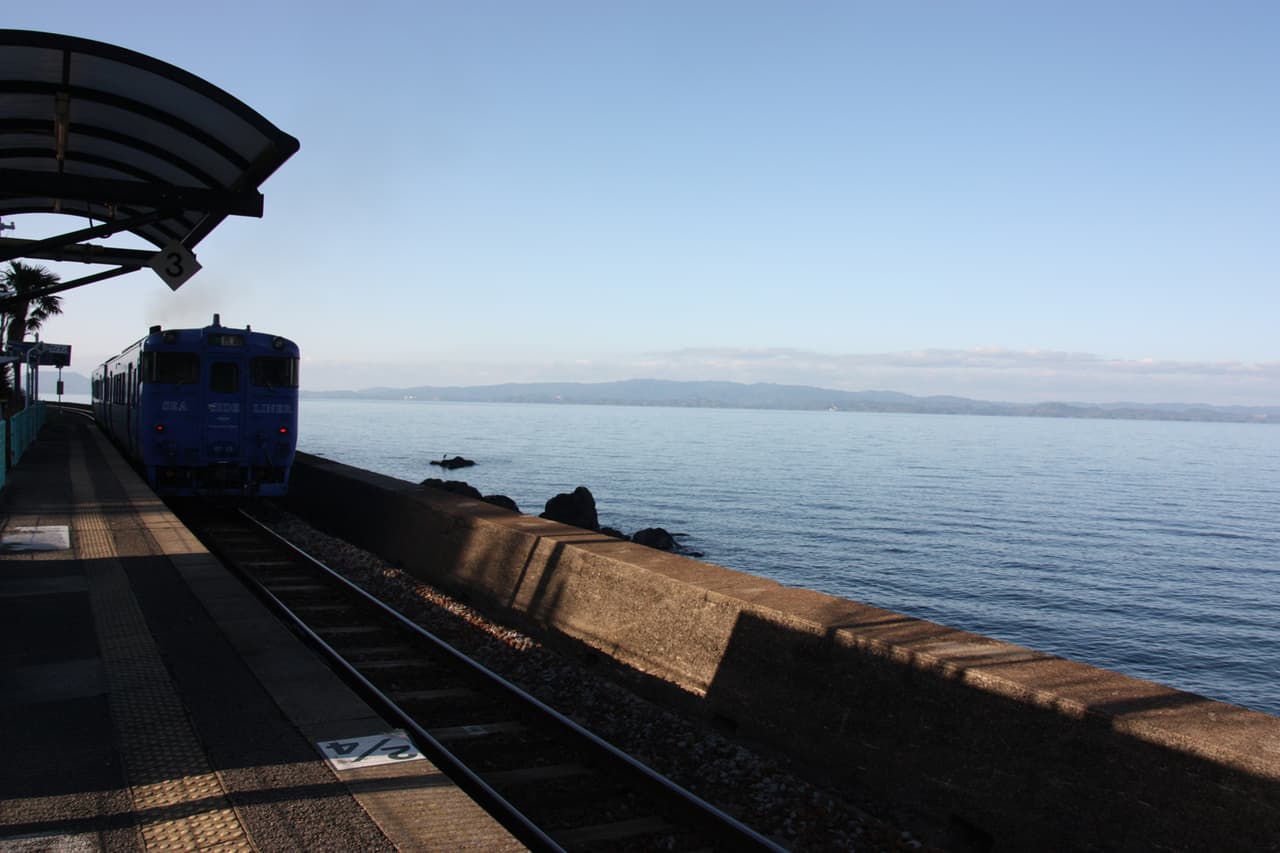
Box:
<box><xmin>265</xmin><ymin>511</ymin><xmax>943</xmax><ymax>852</ymax></box>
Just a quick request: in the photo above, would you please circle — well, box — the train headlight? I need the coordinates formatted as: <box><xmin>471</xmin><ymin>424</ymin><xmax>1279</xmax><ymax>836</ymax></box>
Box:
<box><xmin>155</xmin><ymin>424</ymin><xmax>165</xmax><ymax>433</ymax></box>
<box><xmin>278</xmin><ymin>427</ymin><xmax>289</xmax><ymax>435</ymax></box>
<box><xmin>163</xmin><ymin>331</ymin><xmax>177</xmax><ymax>344</ymax></box>
<box><xmin>272</xmin><ymin>336</ymin><xmax>285</xmax><ymax>350</ymax></box>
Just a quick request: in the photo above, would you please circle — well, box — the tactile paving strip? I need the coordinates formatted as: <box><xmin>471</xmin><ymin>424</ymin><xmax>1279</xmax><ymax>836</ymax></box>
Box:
<box><xmin>70</xmin><ymin>439</ymin><xmax>253</xmax><ymax>852</ymax></box>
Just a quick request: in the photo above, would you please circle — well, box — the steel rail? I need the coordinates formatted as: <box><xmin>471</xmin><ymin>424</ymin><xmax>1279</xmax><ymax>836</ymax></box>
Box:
<box><xmin>212</xmin><ymin>509</ymin><xmax>565</xmax><ymax>852</ymax></box>
<box><xmin>233</xmin><ymin>507</ymin><xmax>787</xmax><ymax>853</ymax></box>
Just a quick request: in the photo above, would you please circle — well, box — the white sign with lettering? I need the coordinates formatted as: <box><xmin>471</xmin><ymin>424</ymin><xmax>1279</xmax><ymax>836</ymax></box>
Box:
<box><xmin>316</xmin><ymin>731</ymin><xmax>424</xmax><ymax>770</ymax></box>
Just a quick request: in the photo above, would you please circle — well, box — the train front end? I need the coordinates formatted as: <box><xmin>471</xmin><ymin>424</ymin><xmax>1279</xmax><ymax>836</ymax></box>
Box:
<box><xmin>140</xmin><ymin>317</ymin><xmax>300</xmax><ymax>496</ymax></box>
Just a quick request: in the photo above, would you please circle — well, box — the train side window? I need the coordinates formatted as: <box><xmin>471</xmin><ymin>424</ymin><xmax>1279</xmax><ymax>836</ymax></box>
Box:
<box><xmin>148</xmin><ymin>352</ymin><xmax>199</xmax><ymax>384</ymax></box>
<box><xmin>210</xmin><ymin>362</ymin><xmax>239</xmax><ymax>393</ymax></box>
<box><xmin>251</xmin><ymin>357</ymin><xmax>299</xmax><ymax>389</ymax></box>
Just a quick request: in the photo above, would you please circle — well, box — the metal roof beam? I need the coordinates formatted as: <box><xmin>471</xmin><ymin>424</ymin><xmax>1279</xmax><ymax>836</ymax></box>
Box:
<box><xmin>0</xmin><ymin>208</ymin><xmax>170</xmax><ymax>263</ymax></box>
<box><xmin>0</xmin><ymin>169</ymin><xmax>263</xmax><ymax>217</ymax></box>
<box><xmin>0</xmin><ymin>237</ymin><xmax>153</xmax><ymax>266</ymax></box>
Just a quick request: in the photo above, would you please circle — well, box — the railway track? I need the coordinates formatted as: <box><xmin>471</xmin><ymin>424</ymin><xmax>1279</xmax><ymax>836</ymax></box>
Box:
<box><xmin>173</xmin><ymin>501</ymin><xmax>787</xmax><ymax>853</ymax></box>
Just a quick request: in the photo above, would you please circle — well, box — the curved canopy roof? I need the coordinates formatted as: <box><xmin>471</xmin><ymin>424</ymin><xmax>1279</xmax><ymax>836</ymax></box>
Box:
<box><xmin>0</xmin><ymin>29</ymin><xmax>299</xmax><ymax>298</ymax></box>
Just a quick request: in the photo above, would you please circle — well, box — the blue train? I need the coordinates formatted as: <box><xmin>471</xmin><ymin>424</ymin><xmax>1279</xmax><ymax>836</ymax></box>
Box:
<box><xmin>92</xmin><ymin>315</ymin><xmax>300</xmax><ymax>496</ymax></box>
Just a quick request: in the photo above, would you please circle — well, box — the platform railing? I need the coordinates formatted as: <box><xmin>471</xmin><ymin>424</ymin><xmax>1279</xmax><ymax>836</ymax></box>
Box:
<box><xmin>2</xmin><ymin>401</ymin><xmax>47</xmax><ymax>489</ymax></box>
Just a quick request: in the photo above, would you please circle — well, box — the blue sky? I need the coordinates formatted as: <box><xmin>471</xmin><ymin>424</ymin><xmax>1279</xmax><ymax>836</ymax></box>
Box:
<box><xmin>7</xmin><ymin>2</ymin><xmax>1280</xmax><ymax>404</ymax></box>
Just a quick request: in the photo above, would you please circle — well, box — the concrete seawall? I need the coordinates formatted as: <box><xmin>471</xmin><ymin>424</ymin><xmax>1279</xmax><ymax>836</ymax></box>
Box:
<box><xmin>286</xmin><ymin>452</ymin><xmax>1280</xmax><ymax>851</ymax></box>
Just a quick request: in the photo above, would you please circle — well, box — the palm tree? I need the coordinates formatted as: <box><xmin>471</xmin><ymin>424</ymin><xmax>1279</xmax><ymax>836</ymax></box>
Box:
<box><xmin>0</xmin><ymin>261</ymin><xmax>63</xmax><ymax>406</ymax></box>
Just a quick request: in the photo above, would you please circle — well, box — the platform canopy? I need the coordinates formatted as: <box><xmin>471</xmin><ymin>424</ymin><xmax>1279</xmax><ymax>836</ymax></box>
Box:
<box><xmin>0</xmin><ymin>29</ymin><xmax>299</xmax><ymax>301</ymax></box>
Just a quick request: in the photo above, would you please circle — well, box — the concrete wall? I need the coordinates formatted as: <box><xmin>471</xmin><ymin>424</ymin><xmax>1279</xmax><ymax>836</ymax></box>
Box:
<box><xmin>286</xmin><ymin>453</ymin><xmax>1280</xmax><ymax>852</ymax></box>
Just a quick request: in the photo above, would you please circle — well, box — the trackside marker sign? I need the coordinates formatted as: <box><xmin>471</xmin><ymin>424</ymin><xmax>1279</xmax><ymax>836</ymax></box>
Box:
<box><xmin>316</xmin><ymin>731</ymin><xmax>424</xmax><ymax>770</ymax></box>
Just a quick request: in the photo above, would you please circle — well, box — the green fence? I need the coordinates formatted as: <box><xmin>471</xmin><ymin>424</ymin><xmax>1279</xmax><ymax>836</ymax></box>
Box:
<box><xmin>1</xmin><ymin>401</ymin><xmax>47</xmax><ymax>490</ymax></box>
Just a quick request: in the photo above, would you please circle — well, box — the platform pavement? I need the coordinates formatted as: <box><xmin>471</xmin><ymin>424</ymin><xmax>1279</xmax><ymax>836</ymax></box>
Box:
<box><xmin>0</xmin><ymin>410</ymin><xmax>526</xmax><ymax>852</ymax></box>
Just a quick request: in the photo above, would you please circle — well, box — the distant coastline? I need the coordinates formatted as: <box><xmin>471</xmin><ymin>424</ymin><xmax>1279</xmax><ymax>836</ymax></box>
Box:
<box><xmin>300</xmin><ymin>379</ymin><xmax>1279</xmax><ymax>425</ymax></box>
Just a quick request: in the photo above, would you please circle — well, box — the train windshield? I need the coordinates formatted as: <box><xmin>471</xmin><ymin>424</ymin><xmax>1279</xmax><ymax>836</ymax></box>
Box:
<box><xmin>143</xmin><ymin>352</ymin><xmax>199</xmax><ymax>384</ymax></box>
<box><xmin>251</xmin><ymin>357</ymin><xmax>299</xmax><ymax>389</ymax></box>
<box><xmin>211</xmin><ymin>363</ymin><xmax>239</xmax><ymax>393</ymax></box>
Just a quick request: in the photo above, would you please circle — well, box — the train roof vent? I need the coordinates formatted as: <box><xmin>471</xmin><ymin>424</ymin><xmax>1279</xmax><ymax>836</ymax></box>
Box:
<box><xmin>149</xmin><ymin>325</ymin><xmax>161</xmax><ymax>335</ymax></box>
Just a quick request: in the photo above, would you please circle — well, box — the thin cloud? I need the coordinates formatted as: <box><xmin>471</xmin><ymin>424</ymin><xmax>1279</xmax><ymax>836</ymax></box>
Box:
<box><xmin>629</xmin><ymin>348</ymin><xmax>1280</xmax><ymax>406</ymax></box>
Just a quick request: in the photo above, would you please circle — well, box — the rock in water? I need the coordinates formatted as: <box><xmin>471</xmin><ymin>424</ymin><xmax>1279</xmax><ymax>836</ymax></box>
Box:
<box><xmin>540</xmin><ymin>486</ymin><xmax>599</xmax><ymax>531</ymax></box>
<box><xmin>431</xmin><ymin>455</ymin><xmax>476</xmax><ymax>470</ymax></box>
<box><xmin>419</xmin><ymin>478</ymin><xmax>483</xmax><ymax>500</ymax></box>
<box><xmin>482</xmin><ymin>494</ymin><xmax>520</xmax><ymax>512</ymax></box>
<box><xmin>632</xmin><ymin>527</ymin><xmax>677</xmax><ymax>551</ymax></box>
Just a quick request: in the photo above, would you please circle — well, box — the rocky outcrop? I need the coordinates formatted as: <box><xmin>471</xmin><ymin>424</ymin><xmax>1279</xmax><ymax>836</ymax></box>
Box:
<box><xmin>540</xmin><ymin>486</ymin><xmax>599</xmax><ymax>531</ymax></box>
<box><xmin>431</xmin><ymin>455</ymin><xmax>476</xmax><ymax>470</ymax></box>
<box><xmin>420</xmin><ymin>478</ymin><xmax>518</xmax><ymax>512</ymax></box>
<box><xmin>423</xmin><ymin>480</ymin><xmax>695</xmax><ymax>554</ymax></box>
<box><xmin>632</xmin><ymin>527</ymin><xmax>703</xmax><ymax>557</ymax></box>
<box><xmin>419</xmin><ymin>478</ymin><xmax>483</xmax><ymax>499</ymax></box>
<box><xmin>632</xmin><ymin>527</ymin><xmax>677</xmax><ymax>551</ymax></box>
<box><xmin>482</xmin><ymin>494</ymin><xmax>520</xmax><ymax>513</ymax></box>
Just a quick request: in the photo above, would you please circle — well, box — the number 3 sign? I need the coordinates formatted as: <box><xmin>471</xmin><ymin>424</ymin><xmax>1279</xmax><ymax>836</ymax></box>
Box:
<box><xmin>150</xmin><ymin>240</ymin><xmax>202</xmax><ymax>290</ymax></box>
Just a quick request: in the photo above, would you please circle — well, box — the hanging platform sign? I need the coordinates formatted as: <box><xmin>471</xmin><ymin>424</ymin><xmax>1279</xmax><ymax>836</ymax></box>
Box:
<box><xmin>150</xmin><ymin>240</ymin><xmax>202</xmax><ymax>290</ymax></box>
<box><xmin>7</xmin><ymin>342</ymin><xmax>71</xmax><ymax>367</ymax></box>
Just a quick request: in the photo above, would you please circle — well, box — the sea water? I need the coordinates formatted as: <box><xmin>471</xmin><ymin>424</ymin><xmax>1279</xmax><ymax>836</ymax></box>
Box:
<box><xmin>299</xmin><ymin>398</ymin><xmax>1280</xmax><ymax>717</ymax></box>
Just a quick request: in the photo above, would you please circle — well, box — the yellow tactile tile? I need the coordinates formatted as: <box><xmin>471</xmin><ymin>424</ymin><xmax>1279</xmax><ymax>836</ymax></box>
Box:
<box><xmin>69</xmin><ymin>440</ymin><xmax>254</xmax><ymax>852</ymax></box>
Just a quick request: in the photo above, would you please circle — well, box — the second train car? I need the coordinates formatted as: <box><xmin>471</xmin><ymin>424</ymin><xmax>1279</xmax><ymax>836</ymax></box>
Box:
<box><xmin>92</xmin><ymin>315</ymin><xmax>300</xmax><ymax>496</ymax></box>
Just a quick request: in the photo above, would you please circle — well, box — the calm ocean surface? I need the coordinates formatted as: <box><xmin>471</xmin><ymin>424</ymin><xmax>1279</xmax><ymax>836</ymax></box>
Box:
<box><xmin>297</xmin><ymin>399</ymin><xmax>1279</xmax><ymax>718</ymax></box>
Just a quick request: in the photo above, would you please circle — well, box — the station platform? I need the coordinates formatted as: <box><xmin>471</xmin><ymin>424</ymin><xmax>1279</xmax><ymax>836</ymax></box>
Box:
<box><xmin>0</xmin><ymin>411</ymin><xmax>526</xmax><ymax>852</ymax></box>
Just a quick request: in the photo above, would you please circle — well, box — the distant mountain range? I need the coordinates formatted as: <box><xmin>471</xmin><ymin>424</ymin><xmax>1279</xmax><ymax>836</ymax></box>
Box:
<box><xmin>36</xmin><ymin>369</ymin><xmax>90</xmax><ymax>395</ymax></box>
<box><xmin>302</xmin><ymin>379</ymin><xmax>1279</xmax><ymax>424</ymax></box>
